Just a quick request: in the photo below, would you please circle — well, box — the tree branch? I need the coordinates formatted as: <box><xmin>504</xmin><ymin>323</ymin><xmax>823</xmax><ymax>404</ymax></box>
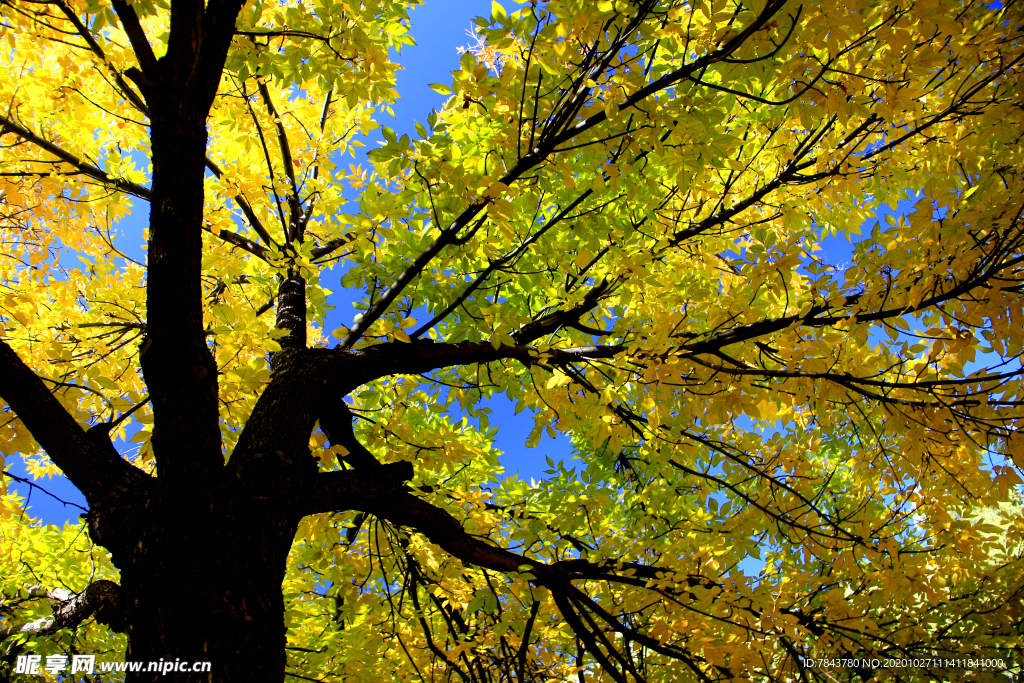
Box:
<box><xmin>54</xmin><ymin>0</ymin><xmax>150</xmax><ymax>116</ymax></box>
<box><xmin>513</xmin><ymin>279</ymin><xmax>616</xmax><ymax>345</ymax></box>
<box><xmin>197</xmin><ymin>0</ymin><xmax>250</xmax><ymax>107</ymax></box>
<box><xmin>340</xmin><ymin>341</ymin><xmax>624</xmax><ymax>387</ymax></box>
<box><xmin>0</xmin><ymin>580</ymin><xmax>125</xmax><ymax>643</ymax></box>
<box><xmin>0</xmin><ymin>114</ymin><xmax>151</xmax><ymax>199</ymax></box>
<box><xmin>228</xmin><ymin>341</ymin><xmax>619</xmax><ymax>491</ymax></box>
<box><xmin>0</xmin><ymin>471</ymin><xmax>87</xmax><ymax>513</ymax></box>
<box><xmin>202</xmin><ymin>222</ymin><xmax>270</xmax><ymax>261</ymax></box>
<box><xmin>305</xmin><ymin>461</ymin><xmax>415</xmax><ymax>516</ymax></box>
<box><xmin>311</xmin><ymin>233</ymin><xmax>355</xmax><ymax>261</ymax></box>
<box><xmin>110</xmin><ymin>0</ymin><xmax>159</xmax><ymax>77</ymax></box>
<box><xmin>317</xmin><ymin>396</ymin><xmax>382</xmax><ymax>469</ymax></box>
<box><xmin>335</xmin><ymin>0</ymin><xmax>788</xmax><ymax>349</ymax></box>
<box><xmin>257</xmin><ymin>80</ymin><xmax>303</xmax><ymax>242</ymax></box>
<box><xmin>324</xmin><ymin>485</ymin><xmax>528</xmax><ymax>574</ymax></box>
<box><xmin>204</xmin><ymin>158</ymin><xmax>279</xmax><ymax>250</ymax></box>
<box><xmin>0</xmin><ymin>337</ymin><xmax>152</xmax><ymax>507</ymax></box>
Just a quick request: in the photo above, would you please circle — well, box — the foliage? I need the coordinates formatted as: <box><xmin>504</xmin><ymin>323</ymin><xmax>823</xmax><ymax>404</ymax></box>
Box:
<box><xmin>1</xmin><ymin>0</ymin><xmax>1024</xmax><ymax>680</ymax></box>
<box><xmin>0</xmin><ymin>491</ymin><xmax>124</xmax><ymax>671</ymax></box>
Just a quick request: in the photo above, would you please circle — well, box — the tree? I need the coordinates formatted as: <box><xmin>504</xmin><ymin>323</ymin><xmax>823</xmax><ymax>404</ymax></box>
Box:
<box><xmin>1</xmin><ymin>0</ymin><xmax>1023</xmax><ymax>679</ymax></box>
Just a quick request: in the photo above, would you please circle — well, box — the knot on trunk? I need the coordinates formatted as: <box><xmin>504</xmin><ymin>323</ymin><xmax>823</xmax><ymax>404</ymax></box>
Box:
<box><xmin>84</xmin><ymin>497</ymin><xmax>149</xmax><ymax>568</ymax></box>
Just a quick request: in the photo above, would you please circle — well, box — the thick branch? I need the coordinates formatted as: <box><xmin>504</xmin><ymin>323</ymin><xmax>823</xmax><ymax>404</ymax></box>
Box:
<box><xmin>318</xmin><ymin>396</ymin><xmax>382</xmax><ymax>469</ymax></box>
<box><xmin>0</xmin><ymin>580</ymin><xmax>124</xmax><ymax>643</ymax></box>
<box><xmin>229</xmin><ymin>342</ymin><xmax>619</xmax><ymax>487</ymax></box>
<box><xmin>139</xmin><ymin>0</ymin><xmax>250</xmax><ymax>492</ymax></box>
<box><xmin>306</xmin><ymin>461</ymin><xmax>415</xmax><ymax>515</ymax></box>
<box><xmin>365</xmin><ymin>489</ymin><xmax>529</xmax><ymax>574</ymax></box>
<box><xmin>327</xmin><ymin>477</ymin><xmax>697</xmax><ymax>590</ymax></box>
<box><xmin>0</xmin><ymin>337</ymin><xmax>152</xmax><ymax>506</ymax></box>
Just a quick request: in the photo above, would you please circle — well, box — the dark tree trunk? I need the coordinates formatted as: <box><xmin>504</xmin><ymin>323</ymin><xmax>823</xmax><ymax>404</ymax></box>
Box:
<box><xmin>275</xmin><ymin>275</ymin><xmax>308</xmax><ymax>352</ymax></box>
<box><xmin>105</xmin><ymin>0</ymin><xmax>297</xmax><ymax>673</ymax></box>
<box><xmin>111</xmin><ymin>109</ymin><xmax>303</xmax><ymax>678</ymax></box>
<box><xmin>113</xmin><ymin>500</ymin><xmax>301</xmax><ymax>682</ymax></box>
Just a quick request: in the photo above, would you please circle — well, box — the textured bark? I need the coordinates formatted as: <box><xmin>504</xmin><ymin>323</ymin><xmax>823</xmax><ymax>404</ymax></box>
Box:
<box><xmin>114</xmin><ymin>497</ymin><xmax>302</xmax><ymax>682</ymax></box>
<box><xmin>274</xmin><ymin>275</ymin><xmax>307</xmax><ymax>352</ymax></box>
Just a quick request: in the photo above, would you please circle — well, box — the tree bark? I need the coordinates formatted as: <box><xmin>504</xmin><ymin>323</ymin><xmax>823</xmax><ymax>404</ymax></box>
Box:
<box><xmin>114</xmin><ymin>503</ymin><xmax>302</xmax><ymax>682</ymax></box>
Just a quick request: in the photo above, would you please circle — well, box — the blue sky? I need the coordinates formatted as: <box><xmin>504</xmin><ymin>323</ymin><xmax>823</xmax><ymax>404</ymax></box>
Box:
<box><xmin>3</xmin><ymin>0</ymin><xmax>930</xmax><ymax>527</ymax></box>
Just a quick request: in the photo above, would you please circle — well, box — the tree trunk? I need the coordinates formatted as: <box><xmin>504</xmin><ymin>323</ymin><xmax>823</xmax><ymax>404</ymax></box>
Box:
<box><xmin>116</xmin><ymin>499</ymin><xmax>301</xmax><ymax>682</ymax></box>
<box><xmin>117</xmin><ymin>55</ymin><xmax>302</xmax><ymax>678</ymax></box>
<box><xmin>143</xmin><ymin>115</ymin><xmax>224</xmax><ymax>496</ymax></box>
